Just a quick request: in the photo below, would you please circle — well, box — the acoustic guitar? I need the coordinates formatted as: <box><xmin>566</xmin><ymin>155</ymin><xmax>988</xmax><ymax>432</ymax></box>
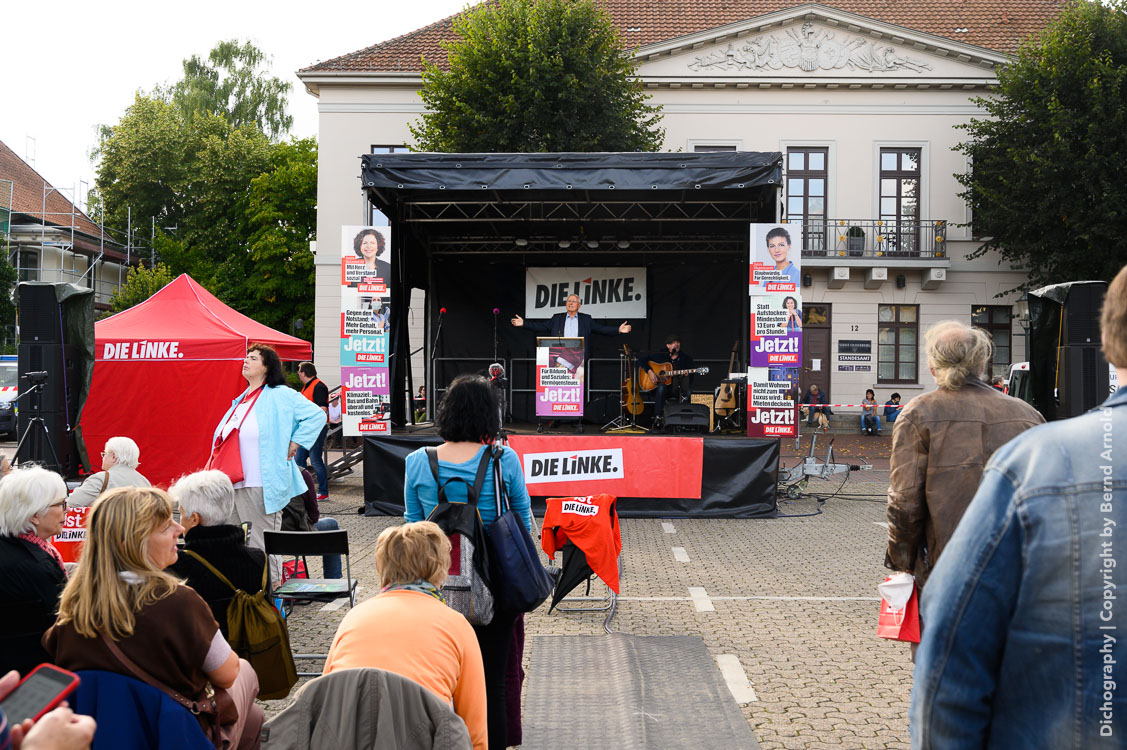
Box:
<box><xmin>638</xmin><ymin>362</ymin><xmax>710</xmax><ymax>392</ymax></box>
<box><xmin>714</xmin><ymin>341</ymin><xmax>740</xmax><ymax>416</ymax></box>
<box><xmin>620</xmin><ymin>346</ymin><xmax>645</xmax><ymax>415</ymax></box>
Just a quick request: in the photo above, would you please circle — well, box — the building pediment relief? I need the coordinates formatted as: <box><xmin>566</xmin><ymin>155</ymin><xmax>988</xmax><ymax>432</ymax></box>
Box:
<box><xmin>688</xmin><ymin>23</ymin><xmax>932</xmax><ymax>75</ymax></box>
<box><xmin>635</xmin><ymin>6</ymin><xmax>1009</xmax><ymax>87</ymax></box>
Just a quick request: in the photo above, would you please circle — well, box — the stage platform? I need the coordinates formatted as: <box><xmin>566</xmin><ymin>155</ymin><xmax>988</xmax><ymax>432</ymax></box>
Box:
<box><xmin>362</xmin><ymin>422</ymin><xmax>779</xmax><ymax>519</ymax></box>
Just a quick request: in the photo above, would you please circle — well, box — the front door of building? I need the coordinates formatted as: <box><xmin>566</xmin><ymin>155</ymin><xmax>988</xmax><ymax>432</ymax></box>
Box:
<box><xmin>801</xmin><ymin>303</ymin><xmax>832</xmax><ymax>402</ymax></box>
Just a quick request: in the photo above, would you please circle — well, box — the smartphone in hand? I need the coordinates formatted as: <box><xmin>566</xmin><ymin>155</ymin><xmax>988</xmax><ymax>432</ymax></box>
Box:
<box><xmin>0</xmin><ymin>664</ymin><xmax>80</xmax><ymax>724</ymax></box>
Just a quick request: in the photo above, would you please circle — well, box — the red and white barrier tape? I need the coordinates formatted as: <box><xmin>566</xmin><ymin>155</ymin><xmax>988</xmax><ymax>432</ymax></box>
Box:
<box><xmin>797</xmin><ymin>403</ymin><xmax>904</xmax><ymax>408</ymax></box>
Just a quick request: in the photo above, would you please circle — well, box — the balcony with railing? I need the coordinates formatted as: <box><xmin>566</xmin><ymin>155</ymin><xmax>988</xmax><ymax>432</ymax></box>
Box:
<box><xmin>790</xmin><ymin>219</ymin><xmax>949</xmax><ymax>261</ymax></box>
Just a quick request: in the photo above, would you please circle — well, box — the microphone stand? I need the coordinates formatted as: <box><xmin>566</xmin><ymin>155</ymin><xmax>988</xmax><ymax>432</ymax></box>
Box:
<box><xmin>429</xmin><ymin>309</ymin><xmax>446</xmax><ymax>421</ymax></box>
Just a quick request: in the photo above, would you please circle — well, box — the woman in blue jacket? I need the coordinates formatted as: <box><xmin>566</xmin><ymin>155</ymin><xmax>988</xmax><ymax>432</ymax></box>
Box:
<box><xmin>210</xmin><ymin>344</ymin><xmax>325</xmax><ymax>585</ymax></box>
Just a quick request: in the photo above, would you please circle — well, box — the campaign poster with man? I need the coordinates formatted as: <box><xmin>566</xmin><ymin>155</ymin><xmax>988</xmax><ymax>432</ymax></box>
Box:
<box><xmin>340</xmin><ymin>226</ymin><xmax>392</xmax><ymax>436</ymax></box>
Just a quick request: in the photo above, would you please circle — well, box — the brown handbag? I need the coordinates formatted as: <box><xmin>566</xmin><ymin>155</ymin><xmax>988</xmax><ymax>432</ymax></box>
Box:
<box><xmin>205</xmin><ymin>387</ymin><xmax>265</xmax><ymax>484</ymax></box>
<box><xmin>99</xmin><ymin>632</ymin><xmax>238</xmax><ymax>744</ymax></box>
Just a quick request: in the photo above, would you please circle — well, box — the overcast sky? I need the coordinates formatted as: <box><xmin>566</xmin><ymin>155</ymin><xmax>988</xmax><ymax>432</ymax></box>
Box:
<box><xmin>0</xmin><ymin>0</ymin><xmax>472</xmax><ymax>213</ymax></box>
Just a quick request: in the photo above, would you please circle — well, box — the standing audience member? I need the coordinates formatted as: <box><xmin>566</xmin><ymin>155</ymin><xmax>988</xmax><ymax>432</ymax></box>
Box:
<box><xmin>885</xmin><ymin>320</ymin><xmax>1042</xmax><ymax>657</ymax></box>
<box><xmin>0</xmin><ymin>669</ymin><xmax>96</xmax><ymax>750</ymax></box>
<box><xmin>67</xmin><ymin>437</ymin><xmax>150</xmax><ymax>507</ymax></box>
<box><xmin>168</xmin><ymin>471</ymin><xmax>267</xmax><ymax>639</ymax></box>
<box><xmin>403</xmin><ymin>374</ymin><xmax>532</xmax><ymax>750</ymax></box>
<box><xmin>44</xmin><ymin>487</ymin><xmax>263</xmax><ymax>749</ymax></box>
<box><xmin>210</xmin><ymin>344</ymin><xmax>325</xmax><ymax>584</ymax></box>
<box><xmin>883</xmin><ymin>393</ymin><xmax>902</xmax><ymax>425</ymax></box>
<box><xmin>324</xmin><ymin>522</ymin><xmax>486</xmax><ymax>750</ymax></box>
<box><xmin>295</xmin><ymin>363</ymin><xmax>329</xmax><ymax>501</ymax></box>
<box><xmin>0</xmin><ymin>467</ymin><xmax>68</xmax><ymax>675</ymax></box>
<box><xmin>911</xmin><ymin>265</ymin><xmax>1127</xmax><ymax>747</ymax></box>
<box><xmin>860</xmin><ymin>389</ymin><xmax>881</xmax><ymax>435</ymax></box>
<box><xmin>989</xmin><ymin>374</ymin><xmax>1005</xmax><ymax>391</ymax></box>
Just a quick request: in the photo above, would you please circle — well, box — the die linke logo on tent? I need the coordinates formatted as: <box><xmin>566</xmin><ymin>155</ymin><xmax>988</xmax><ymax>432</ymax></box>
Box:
<box><xmin>102</xmin><ymin>342</ymin><xmax>184</xmax><ymax>360</ymax></box>
<box><xmin>524</xmin><ymin>448</ymin><xmax>624</xmax><ymax>485</ymax></box>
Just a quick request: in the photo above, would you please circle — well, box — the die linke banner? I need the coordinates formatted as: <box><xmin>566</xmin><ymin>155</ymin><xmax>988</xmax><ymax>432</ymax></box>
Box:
<box><xmin>506</xmin><ymin>435</ymin><xmax>704</xmax><ymax>499</ymax></box>
<box><xmin>524</xmin><ymin>267</ymin><xmax>646</xmax><ymax>318</ymax></box>
<box><xmin>536</xmin><ymin>340</ymin><xmax>585</xmax><ymax>418</ymax></box>
<box><xmin>747</xmin><ymin>224</ymin><xmax>803</xmax><ymax>438</ymax></box>
<box><xmin>340</xmin><ymin>225</ymin><xmax>392</xmax><ymax>436</ymax></box>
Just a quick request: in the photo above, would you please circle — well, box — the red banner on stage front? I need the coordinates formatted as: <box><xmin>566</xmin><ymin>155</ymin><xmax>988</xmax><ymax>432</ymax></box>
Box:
<box><xmin>506</xmin><ymin>435</ymin><xmax>704</xmax><ymax>499</ymax></box>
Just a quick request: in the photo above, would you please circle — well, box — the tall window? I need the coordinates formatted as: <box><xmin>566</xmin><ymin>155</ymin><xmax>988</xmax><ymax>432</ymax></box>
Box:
<box><xmin>369</xmin><ymin>145</ymin><xmax>410</xmax><ymax>225</ymax></box>
<box><xmin>17</xmin><ymin>250</ymin><xmax>39</xmax><ymax>283</ymax></box>
<box><xmin>879</xmin><ymin>148</ymin><xmax>920</xmax><ymax>255</ymax></box>
<box><xmin>972</xmin><ymin>305</ymin><xmax>1012</xmax><ymax>379</ymax></box>
<box><xmin>786</xmin><ymin>148</ymin><xmax>828</xmax><ymax>253</ymax></box>
<box><xmin>878</xmin><ymin>304</ymin><xmax>918</xmax><ymax>383</ymax></box>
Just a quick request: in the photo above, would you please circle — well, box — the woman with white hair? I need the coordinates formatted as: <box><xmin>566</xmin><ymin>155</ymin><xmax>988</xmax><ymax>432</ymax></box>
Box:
<box><xmin>168</xmin><ymin>471</ymin><xmax>266</xmax><ymax>639</ymax></box>
<box><xmin>0</xmin><ymin>466</ymin><xmax>69</xmax><ymax>675</ymax></box>
<box><xmin>67</xmin><ymin>436</ymin><xmax>150</xmax><ymax>507</ymax></box>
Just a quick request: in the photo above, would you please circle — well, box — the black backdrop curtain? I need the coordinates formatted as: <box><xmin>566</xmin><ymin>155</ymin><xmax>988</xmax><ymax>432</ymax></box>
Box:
<box><xmin>427</xmin><ymin>255</ymin><xmax>746</xmax><ymax>422</ymax></box>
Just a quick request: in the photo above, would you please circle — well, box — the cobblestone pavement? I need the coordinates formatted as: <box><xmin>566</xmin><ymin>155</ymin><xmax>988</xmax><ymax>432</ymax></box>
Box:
<box><xmin>268</xmin><ymin>438</ymin><xmax>912</xmax><ymax>749</ymax></box>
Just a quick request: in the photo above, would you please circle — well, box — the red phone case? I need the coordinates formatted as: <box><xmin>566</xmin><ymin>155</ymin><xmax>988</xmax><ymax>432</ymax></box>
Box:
<box><xmin>3</xmin><ymin>664</ymin><xmax>81</xmax><ymax>723</ymax></box>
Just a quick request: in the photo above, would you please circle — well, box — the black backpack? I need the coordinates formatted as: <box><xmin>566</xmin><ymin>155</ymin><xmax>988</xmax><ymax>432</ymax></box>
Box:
<box><xmin>425</xmin><ymin>447</ymin><xmax>495</xmax><ymax>626</ymax></box>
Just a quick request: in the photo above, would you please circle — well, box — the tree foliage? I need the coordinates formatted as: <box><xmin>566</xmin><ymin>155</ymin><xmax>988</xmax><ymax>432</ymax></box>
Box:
<box><xmin>0</xmin><ymin>255</ymin><xmax>18</xmax><ymax>351</ymax></box>
<box><xmin>956</xmin><ymin>0</ymin><xmax>1127</xmax><ymax>286</ymax></box>
<box><xmin>158</xmin><ymin>40</ymin><xmax>293</xmax><ymax>140</ymax></box>
<box><xmin>108</xmin><ymin>262</ymin><xmax>175</xmax><ymax>313</ymax></box>
<box><xmin>411</xmin><ymin>0</ymin><xmax>664</xmax><ymax>152</ymax></box>
<box><xmin>241</xmin><ymin>138</ymin><xmax>318</xmax><ymax>338</ymax></box>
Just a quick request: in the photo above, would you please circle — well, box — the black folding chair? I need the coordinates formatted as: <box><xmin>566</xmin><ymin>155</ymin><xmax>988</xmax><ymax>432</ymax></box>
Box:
<box><xmin>264</xmin><ymin>529</ymin><xmax>359</xmax><ymax>677</ymax></box>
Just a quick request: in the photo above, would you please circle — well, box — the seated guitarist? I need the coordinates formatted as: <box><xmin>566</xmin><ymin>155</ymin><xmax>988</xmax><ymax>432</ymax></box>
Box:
<box><xmin>642</xmin><ymin>334</ymin><xmax>694</xmax><ymax>429</ymax></box>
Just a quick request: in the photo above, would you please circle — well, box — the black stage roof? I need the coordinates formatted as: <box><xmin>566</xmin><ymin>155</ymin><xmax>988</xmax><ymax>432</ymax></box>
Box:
<box><xmin>360</xmin><ymin>151</ymin><xmax>783</xmax><ymax>256</ymax></box>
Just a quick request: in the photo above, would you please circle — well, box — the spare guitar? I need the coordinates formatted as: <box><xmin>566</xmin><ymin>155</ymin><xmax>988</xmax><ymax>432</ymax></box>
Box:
<box><xmin>620</xmin><ymin>346</ymin><xmax>645</xmax><ymax>415</ymax></box>
<box><xmin>638</xmin><ymin>362</ymin><xmax>710</xmax><ymax>392</ymax></box>
<box><xmin>714</xmin><ymin>341</ymin><xmax>740</xmax><ymax>417</ymax></box>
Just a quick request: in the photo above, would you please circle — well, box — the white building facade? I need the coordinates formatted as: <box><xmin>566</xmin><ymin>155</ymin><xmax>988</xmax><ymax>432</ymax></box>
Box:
<box><xmin>298</xmin><ymin>1</ymin><xmax>1061</xmax><ymax>413</ymax></box>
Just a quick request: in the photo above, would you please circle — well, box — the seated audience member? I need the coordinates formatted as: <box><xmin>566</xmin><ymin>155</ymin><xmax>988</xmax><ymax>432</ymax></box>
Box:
<box><xmin>168</xmin><ymin>471</ymin><xmax>267</xmax><ymax>638</ymax></box>
<box><xmin>44</xmin><ymin>487</ymin><xmax>263</xmax><ymax>749</ymax></box>
<box><xmin>324</xmin><ymin>522</ymin><xmax>486</xmax><ymax>750</ymax></box>
<box><xmin>802</xmin><ymin>384</ymin><xmax>832</xmax><ymax>429</ymax></box>
<box><xmin>67</xmin><ymin>437</ymin><xmax>150</xmax><ymax>507</ymax></box>
<box><xmin>0</xmin><ymin>669</ymin><xmax>96</xmax><ymax>749</ymax></box>
<box><xmin>0</xmin><ymin>454</ymin><xmax>12</xmax><ymax>479</ymax></box>
<box><xmin>883</xmin><ymin>393</ymin><xmax>902</xmax><ymax>425</ymax></box>
<box><xmin>860</xmin><ymin>389</ymin><xmax>881</xmax><ymax>435</ymax></box>
<box><xmin>0</xmin><ymin>466</ymin><xmax>68</xmax><ymax>675</ymax></box>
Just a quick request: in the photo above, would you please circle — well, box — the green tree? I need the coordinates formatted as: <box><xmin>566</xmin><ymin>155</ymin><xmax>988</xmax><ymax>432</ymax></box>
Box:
<box><xmin>0</xmin><ymin>255</ymin><xmax>18</xmax><ymax>352</ymax></box>
<box><xmin>956</xmin><ymin>0</ymin><xmax>1127</xmax><ymax>286</ymax></box>
<box><xmin>240</xmin><ymin>137</ymin><xmax>318</xmax><ymax>337</ymax></box>
<box><xmin>411</xmin><ymin>0</ymin><xmax>664</xmax><ymax>152</ymax></box>
<box><xmin>160</xmin><ymin>40</ymin><xmax>293</xmax><ymax>140</ymax></box>
<box><xmin>109</xmin><ymin>262</ymin><xmax>176</xmax><ymax>313</ymax></box>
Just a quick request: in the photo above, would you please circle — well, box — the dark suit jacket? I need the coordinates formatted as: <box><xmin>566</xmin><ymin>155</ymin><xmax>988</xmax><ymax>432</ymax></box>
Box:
<box><xmin>523</xmin><ymin>311</ymin><xmax>620</xmax><ymax>356</ymax></box>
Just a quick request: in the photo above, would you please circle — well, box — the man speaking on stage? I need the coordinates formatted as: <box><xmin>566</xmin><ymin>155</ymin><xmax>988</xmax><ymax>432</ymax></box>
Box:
<box><xmin>511</xmin><ymin>293</ymin><xmax>631</xmax><ymax>347</ymax></box>
<box><xmin>512</xmin><ymin>293</ymin><xmax>631</xmax><ymax>432</ymax></box>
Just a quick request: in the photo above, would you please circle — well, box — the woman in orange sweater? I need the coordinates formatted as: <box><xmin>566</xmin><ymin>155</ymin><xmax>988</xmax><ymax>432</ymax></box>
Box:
<box><xmin>323</xmin><ymin>522</ymin><xmax>487</xmax><ymax>750</ymax></box>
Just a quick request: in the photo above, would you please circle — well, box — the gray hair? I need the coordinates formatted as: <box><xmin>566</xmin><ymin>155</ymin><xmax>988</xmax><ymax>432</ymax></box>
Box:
<box><xmin>0</xmin><ymin>465</ymin><xmax>68</xmax><ymax>536</ymax></box>
<box><xmin>104</xmin><ymin>436</ymin><xmax>141</xmax><ymax>469</ymax></box>
<box><xmin>925</xmin><ymin>320</ymin><xmax>993</xmax><ymax>391</ymax></box>
<box><xmin>169</xmin><ymin>470</ymin><xmax>234</xmax><ymax>527</ymax></box>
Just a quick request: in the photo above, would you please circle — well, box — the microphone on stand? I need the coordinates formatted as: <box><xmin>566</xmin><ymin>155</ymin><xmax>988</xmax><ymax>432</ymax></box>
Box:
<box><xmin>492</xmin><ymin>308</ymin><xmax>500</xmax><ymax>362</ymax></box>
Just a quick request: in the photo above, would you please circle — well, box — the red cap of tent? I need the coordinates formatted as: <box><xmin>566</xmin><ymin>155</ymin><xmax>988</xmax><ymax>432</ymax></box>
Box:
<box><xmin>80</xmin><ymin>275</ymin><xmax>313</xmax><ymax>489</ymax></box>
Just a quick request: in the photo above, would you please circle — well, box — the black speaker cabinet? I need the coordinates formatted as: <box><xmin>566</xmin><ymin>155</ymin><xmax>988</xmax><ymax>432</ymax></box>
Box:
<box><xmin>1055</xmin><ymin>345</ymin><xmax>1110</xmax><ymax>420</ymax></box>
<box><xmin>663</xmin><ymin>402</ymin><xmax>710</xmax><ymax>432</ymax></box>
<box><xmin>1061</xmin><ymin>282</ymin><xmax>1106</xmax><ymax>345</ymax></box>
<box><xmin>18</xmin><ymin>284</ymin><xmax>65</xmax><ymax>343</ymax></box>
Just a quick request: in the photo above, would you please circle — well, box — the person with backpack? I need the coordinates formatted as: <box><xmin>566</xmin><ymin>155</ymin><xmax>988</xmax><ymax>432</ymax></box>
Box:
<box><xmin>404</xmin><ymin>374</ymin><xmax>532</xmax><ymax>750</ymax></box>
<box><xmin>169</xmin><ymin>470</ymin><xmax>298</xmax><ymax>701</ymax></box>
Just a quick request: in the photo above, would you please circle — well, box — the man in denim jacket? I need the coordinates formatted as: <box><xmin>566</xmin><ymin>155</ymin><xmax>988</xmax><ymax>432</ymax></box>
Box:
<box><xmin>911</xmin><ymin>266</ymin><xmax>1127</xmax><ymax>748</ymax></box>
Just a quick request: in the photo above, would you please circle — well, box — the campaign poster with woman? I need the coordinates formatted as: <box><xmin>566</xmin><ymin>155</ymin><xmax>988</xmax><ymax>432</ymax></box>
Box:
<box><xmin>341</xmin><ymin>226</ymin><xmax>392</xmax><ymax>436</ymax></box>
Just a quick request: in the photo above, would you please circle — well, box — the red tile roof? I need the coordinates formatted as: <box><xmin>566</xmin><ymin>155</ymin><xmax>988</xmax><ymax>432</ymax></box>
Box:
<box><xmin>0</xmin><ymin>140</ymin><xmax>104</xmax><ymax>239</ymax></box>
<box><xmin>302</xmin><ymin>0</ymin><xmax>1064</xmax><ymax>73</ymax></box>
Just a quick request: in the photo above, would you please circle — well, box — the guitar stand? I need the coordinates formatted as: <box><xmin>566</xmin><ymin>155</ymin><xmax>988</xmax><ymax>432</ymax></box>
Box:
<box><xmin>714</xmin><ymin>407</ymin><xmax>742</xmax><ymax>432</ymax></box>
<box><xmin>605</xmin><ymin>347</ymin><xmax>648</xmax><ymax>434</ymax></box>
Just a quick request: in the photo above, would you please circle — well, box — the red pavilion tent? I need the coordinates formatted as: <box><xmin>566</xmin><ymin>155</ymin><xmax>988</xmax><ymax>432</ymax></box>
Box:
<box><xmin>79</xmin><ymin>274</ymin><xmax>312</xmax><ymax>488</ymax></box>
